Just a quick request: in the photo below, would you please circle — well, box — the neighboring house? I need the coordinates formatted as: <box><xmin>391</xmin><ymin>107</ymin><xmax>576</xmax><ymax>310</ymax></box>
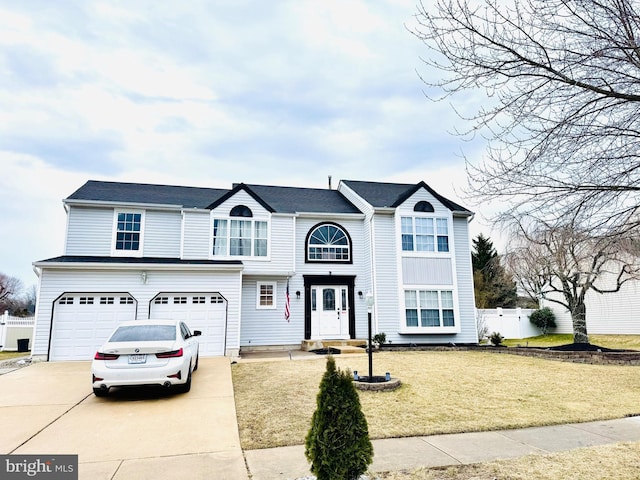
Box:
<box><xmin>541</xmin><ymin>275</ymin><xmax>640</xmax><ymax>335</ymax></box>
<box><xmin>32</xmin><ymin>179</ymin><xmax>478</xmax><ymax>361</ymax></box>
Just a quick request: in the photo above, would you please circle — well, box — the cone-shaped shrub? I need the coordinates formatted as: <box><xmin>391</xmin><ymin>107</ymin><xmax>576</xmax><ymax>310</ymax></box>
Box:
<box><xmin>305</xmin><ymin>356</ymin><xmax>373</xmax><ymax>480</ymax></box>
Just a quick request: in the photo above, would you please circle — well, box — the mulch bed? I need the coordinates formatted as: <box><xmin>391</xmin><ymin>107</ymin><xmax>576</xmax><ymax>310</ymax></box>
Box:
<box><xmin>547</xmin><ymin>343</ymin><xmax>633</xmax><ymax>353</ymax></box>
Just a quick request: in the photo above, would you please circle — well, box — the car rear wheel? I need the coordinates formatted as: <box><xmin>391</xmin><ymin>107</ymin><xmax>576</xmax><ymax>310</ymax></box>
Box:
<box><xmin>93</xmin><ymin>387</ymin><xmax>109</xmax><ymax>397</ymax></box>
<box><xmin>176</xmin><ymin>367</ymin><xmax>192</xmax><ymax>393</ymax></box>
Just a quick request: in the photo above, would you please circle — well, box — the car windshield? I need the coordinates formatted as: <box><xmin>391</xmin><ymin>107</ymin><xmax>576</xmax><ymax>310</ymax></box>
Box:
<box><xmin>109</xmin><ymin>325</ymin><xmax>176</xmax><ymax>342</ymax></box>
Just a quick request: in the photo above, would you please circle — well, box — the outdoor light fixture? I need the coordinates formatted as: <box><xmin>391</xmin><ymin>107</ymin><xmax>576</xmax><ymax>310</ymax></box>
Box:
<box><xmin>365</xmin><ymin>291</ymin><xmax>374</xmax><ymax>311</ymax></box>
<box><xmin>296</xmin><ymin>291</ymin><xmax>301</xmax><ymax>299</ymax></box>
<box><xmin>140</xmin><ymin>271</ymin><xmax>148</xmax><ymax>284</ymax></box>
<box><xmin>365</xmin><ymin>290</ymin><xmax>374</xmax><ymax>381</ymax></box>
<box><xmin>358</xmin><ymin>291</ymin><xmax>363</xmax><ymax>298</ymax></box>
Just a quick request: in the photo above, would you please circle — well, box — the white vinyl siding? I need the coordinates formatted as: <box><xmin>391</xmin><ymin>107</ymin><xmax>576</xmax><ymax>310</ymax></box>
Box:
<box><xmin>402</xmin><ymin>257</ymin><xmax>453</xmax><ymax>285</ymax></box>
<box><xmin>240</xmin><ymin>277</ymin><xmax>302</xmax><ymax>347</ymax></box>
<box><xmin>451</xmin><ymin>216</ymin><xmax>479</xmax><ymax>343</ymax></box>
<box><xmin>370</xmin><ymin>213</ymin><xmax>400</xmax><ymax>342</ymax></box>
<box><xmin>182</xmin><ymin>210</ymin><xmax>211</xmax><ymax>259</ymax></box>
<box><xmin>144</xmin><ymin>210</ymin><xmax>181</xmax><ymax>257</ymax></box>
<box><xmin>65</xmin><ymin>207</ymin><xmax>113</xmax><ymax>256</ymax></box>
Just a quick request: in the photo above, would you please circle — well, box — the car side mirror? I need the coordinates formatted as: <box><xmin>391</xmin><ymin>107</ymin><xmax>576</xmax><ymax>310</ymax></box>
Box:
<box><xmin>193</xmin><ymin>330</ymin><xmax>202</xmax><ymax>336</ymax></box>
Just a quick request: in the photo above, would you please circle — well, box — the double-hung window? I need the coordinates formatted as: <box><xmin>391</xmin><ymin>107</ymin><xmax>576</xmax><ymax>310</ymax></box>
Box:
<box><xmin>212</xmin><ymin>205</ymin><xmax>268</xmax><ymax>258</ymax></box>
<box><xmin>113</xmin><ymin>210</ymin><xmax>144</xmax><ymax>256</ymax></box>
<box><xmin>401</xmin><ymin>216</ymin><xmax>449</xmax><ymax>253</ymax></box>
<box><xmin>404</xmin><ymin>290</ymin><xmax>455</xmax><ymax>328</ymax></box>
<box><xmin>257</xmin><ymin>282</ymin><xmax>276</xmax><ymax>309</ymax></box>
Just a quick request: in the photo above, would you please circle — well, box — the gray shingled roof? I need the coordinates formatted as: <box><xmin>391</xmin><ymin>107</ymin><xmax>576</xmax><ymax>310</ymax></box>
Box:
<box><xmin>66</xmin><ymin>180</ymin><xmax>228</xmax><ymax>209</ymax></box>
<box><xmin>341</xmin><ymin>180</ymin><xmax>472</xmax><ymax>214</ymax></box>
<box><xmin>66</xmin><ymin>180</ymin><xmax>362</xmax><ymax>214</ymax></box>
<box><xmin>242</xmin><ymin>184</ymin><xmax>361</xmax><ymax>214</ymax></box>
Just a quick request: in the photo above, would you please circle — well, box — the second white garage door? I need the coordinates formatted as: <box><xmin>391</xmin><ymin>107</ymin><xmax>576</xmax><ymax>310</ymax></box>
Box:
<box><xmin>50</xmin><ymin>293</ymin><xmax>137</xmax><ymax>361</ymax></box>
<box><xmin>150</xmin><ymin>293</ymin><xmax>227</xmax><ymax>356</ymax></box>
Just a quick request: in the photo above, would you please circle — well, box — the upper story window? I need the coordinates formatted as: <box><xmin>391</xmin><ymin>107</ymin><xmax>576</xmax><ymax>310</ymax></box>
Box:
<box><xmin>212</xmin><ymin>205</ymin><xmax>268</xmax><ymax>258</ymax></box>
<box><xmin>113</xmin><ymin>210</ymin><xmax>144</xmax><ymax>256</ymax></box>
<box><xmin>306</xmin><ymin>223</ymin><xmax>352</xmax><ymax>263</ymax></box>
<box><xmin>401</xmin><ymin>216</ymin><xmax>449</xmax><ymax>253</ymax></box>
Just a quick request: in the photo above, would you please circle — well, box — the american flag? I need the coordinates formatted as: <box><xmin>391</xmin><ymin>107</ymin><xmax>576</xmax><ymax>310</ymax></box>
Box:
<box><xmin>284</xmin><ymin>279</ymin><xmax>291</xmax><ymax>322</ymax></box>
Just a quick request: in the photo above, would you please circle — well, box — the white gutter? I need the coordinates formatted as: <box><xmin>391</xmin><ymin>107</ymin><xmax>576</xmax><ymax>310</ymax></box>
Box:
<box><xmin>63</xmin><ymin>199</ymin><xmax>184</xmax><ymax>211</ymax></box>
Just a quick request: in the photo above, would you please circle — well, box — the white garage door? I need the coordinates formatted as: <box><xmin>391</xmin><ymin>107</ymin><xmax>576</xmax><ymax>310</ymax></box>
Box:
<box><xmin>50</xmin><ymin>294</ymin><xmax>137</xmax><ymax>361</ymax></box>
<box><xmin>150</xmin><ymin>293</ymin><xmax>227</xmax><ymax>356</ymax></box>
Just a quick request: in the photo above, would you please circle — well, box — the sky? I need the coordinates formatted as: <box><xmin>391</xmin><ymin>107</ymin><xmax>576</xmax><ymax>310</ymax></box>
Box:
<box><xmin>0</xmin><ymin>0</ymin><xmax>497</xmax><ymax>290</ymax></box>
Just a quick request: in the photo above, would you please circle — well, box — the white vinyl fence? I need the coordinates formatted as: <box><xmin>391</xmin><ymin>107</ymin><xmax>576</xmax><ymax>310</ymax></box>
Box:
<box><xmin>0</xmin><ymin>311</ymin><xmax>35</xmax><ymax>352</ymax></box>
<box><xmin>477</xmin><ymin>308</ymin><xmax>541</xmax><ymax>340</ymax></box>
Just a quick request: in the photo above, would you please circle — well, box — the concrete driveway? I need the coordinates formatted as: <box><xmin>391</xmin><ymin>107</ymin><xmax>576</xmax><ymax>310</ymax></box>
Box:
<box><xmin>0</xmin><ymin>358</ymin><xmax>248</xmax><ymax>480</ymax></box>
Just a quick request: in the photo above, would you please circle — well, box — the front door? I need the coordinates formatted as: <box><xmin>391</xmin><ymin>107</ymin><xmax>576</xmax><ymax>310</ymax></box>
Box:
<box><xmin>310</xmin><ymin>285</ymin><xmax>349</xmax><ymax>339</ymax></box>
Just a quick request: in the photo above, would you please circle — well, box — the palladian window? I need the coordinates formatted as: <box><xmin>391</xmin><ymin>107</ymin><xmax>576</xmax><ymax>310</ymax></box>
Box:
<box><xmin>306</xmin><ymin>223</ymin><xmax>352</xmax><ymax>263</ymax></box>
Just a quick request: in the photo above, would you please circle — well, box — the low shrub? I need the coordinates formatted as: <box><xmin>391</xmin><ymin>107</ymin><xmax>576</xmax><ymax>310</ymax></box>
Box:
<box><xmin>529</xmin><ymin>307</ymin><xmax>557</xmax><ymax>335</ymax></box>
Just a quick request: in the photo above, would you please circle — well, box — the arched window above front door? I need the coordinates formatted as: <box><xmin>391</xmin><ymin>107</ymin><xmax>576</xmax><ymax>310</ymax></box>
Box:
<box><xmin>306</xmin><ymin>223</ymin><xmax>352</xmax><ymax>263</ymax></box>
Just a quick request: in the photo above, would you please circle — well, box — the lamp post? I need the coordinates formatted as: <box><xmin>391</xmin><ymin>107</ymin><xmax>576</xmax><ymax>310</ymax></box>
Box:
<box><xmin>366</xmin><ymin>291</ymin><xmax>374</xmax><ymax>382</ymax></box>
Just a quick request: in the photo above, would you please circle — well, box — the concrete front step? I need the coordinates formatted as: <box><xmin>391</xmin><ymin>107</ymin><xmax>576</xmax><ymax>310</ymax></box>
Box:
<box><xmin>301</xmin><ymin>339</ymin><xmax>367</xmax><ymax>352</ymax></box>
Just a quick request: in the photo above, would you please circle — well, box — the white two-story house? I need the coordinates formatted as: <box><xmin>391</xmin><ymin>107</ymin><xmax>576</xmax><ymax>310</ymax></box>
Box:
<box><xmin>32</xmin><ymin>179</ymin><xmax>478</xmax><ymax>361</ymax></box>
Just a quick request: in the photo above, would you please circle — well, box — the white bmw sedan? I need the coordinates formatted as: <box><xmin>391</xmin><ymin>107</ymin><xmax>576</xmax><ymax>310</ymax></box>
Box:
<box><xmin>91</xmin><ymin>319</ymin><xmax>200</xmax><ymax>397</ymax></box>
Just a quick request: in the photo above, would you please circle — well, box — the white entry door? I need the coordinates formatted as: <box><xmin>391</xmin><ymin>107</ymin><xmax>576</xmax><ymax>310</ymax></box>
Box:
<box><xmin>310</xmin><ymin>285</ymin><xmax>349</xmax><ymax>339</ymax></box>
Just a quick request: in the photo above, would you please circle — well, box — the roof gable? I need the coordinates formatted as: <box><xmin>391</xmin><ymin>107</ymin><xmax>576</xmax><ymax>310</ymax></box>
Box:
<box><xmin>206</xmin><ymin>183</ymin><xmax>275</xmax><ymax>213</ymax></box>
<box><xmin>341</xmin><ymin>180</ymin><xmax>472</xmax><ymax>214</ymax></box>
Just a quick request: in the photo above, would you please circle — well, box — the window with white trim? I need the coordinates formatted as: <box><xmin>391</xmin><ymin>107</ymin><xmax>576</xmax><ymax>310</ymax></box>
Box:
<box><xmin>401</xmin><ymin>217</ymin><xmax>449</xmax><ymax>252</ymax></box>
<box><xmin>257</xmin><ymin>282</ymin><xmax>277</xmax><ymax>309</ymax></box>
<box><xmin>111</xmin><ymin>210</ymin><xmax>145</xmax><ymax>257</ymax></box>
<box><xmin>117</xmin><ymin>213</ymin><xmax>141</xmax><ymax>250</ymax></box>
<box><xmin>306</xmin><ymin>223</ymin><xmax>351</xmax><ymax>263</ymax></box>
<box><xmin>212</xmin><ymin>205</ymin><xmax>268</xmax><ymax>257</ymax></box>
<box><xmin>404</xmin><ymin>290</ymin><xmax>455</xmax><ymax>328</ymax></box>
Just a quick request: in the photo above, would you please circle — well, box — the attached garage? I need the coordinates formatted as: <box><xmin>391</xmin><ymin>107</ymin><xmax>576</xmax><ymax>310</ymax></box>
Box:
<box><xmin>49</xmin><ymin>293</ymin><xmax>137</xmax><ymax>361</ymax></box>
<box><xmin>150</xmin><ymin>292</ymin><xmax>227</xmax><ymax>356</ymax></box>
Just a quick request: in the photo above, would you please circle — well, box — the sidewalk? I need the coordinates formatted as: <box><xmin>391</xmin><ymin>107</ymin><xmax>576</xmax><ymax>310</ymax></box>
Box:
<box><xmin>244</xmin><ymin>416</ymin><xmax>640</xmax><ymax>479</ymax></box>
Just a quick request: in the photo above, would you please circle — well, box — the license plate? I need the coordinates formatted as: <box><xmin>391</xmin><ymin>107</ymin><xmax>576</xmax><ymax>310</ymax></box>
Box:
<box><xmin>128</xmin><ymin>354</ymin><xmax>147</xmax><ymax>364</ymax></box>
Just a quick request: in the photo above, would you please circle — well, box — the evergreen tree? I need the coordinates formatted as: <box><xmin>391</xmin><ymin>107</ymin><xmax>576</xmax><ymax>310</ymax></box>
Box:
<box><xmin>472</xmin><ymin>234</ymin><xmax>517</xmax><ymax>308</ymax></box>
<box><xmin>305</xmin><ymin>356</ymin><xmax>373</xmax><ymax>480</ymax></box>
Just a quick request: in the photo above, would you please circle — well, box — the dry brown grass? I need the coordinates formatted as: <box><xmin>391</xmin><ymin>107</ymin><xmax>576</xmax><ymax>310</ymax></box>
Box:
<box><xmin>232</xmin><ymin>351</ymin><xmax>640</xmax><ymax>450</ymax></box>
<box><xmin>379</xmin><ymin>441</ymin><xmax>640</xmax><ymax>480</ymax></box>
<box><xmin>0</xmin><ymin>351</ymin><xmax>27</xmax><ymax>361</ymax></box>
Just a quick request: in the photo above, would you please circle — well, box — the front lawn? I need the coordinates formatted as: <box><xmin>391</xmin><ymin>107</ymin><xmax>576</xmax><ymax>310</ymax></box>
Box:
<box><xmin>232</xmin><ymin>351</ymin><xmax>640</xmax><ymax>450</ymax></box>
<box><xmin>0</xmin><ymin>351</ymin><xmax>29</xmax><ymax>361</ymax></box>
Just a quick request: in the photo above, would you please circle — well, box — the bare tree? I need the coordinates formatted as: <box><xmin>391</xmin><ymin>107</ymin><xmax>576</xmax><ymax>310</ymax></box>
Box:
<box><xmin>0</xmin><ymin>273</ymin><xmax>24</xmax><ymax>313</ymax></box>
<box><xmin>503</xmin><ymin>219</ymin><xmax>640</xmax><ymax>343</ymax></box>
<box><xmin>412</xmin><ymin>0</ymin><xmax>640</xmax><ymax>232</ymax></box>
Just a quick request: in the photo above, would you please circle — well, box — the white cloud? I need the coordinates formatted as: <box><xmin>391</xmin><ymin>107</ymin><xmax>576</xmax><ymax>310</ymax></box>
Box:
<box><xmin>0</xmin><ymin>0</ymin><xmax>504</xmax><ymax>286</ymax></box>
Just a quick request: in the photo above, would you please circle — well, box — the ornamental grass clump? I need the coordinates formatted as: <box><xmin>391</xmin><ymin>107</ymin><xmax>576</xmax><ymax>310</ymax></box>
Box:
<box><xmin>305</xmin><ymin>356</ymin><xmax>373</xmax><ymax>480</ymax></box>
